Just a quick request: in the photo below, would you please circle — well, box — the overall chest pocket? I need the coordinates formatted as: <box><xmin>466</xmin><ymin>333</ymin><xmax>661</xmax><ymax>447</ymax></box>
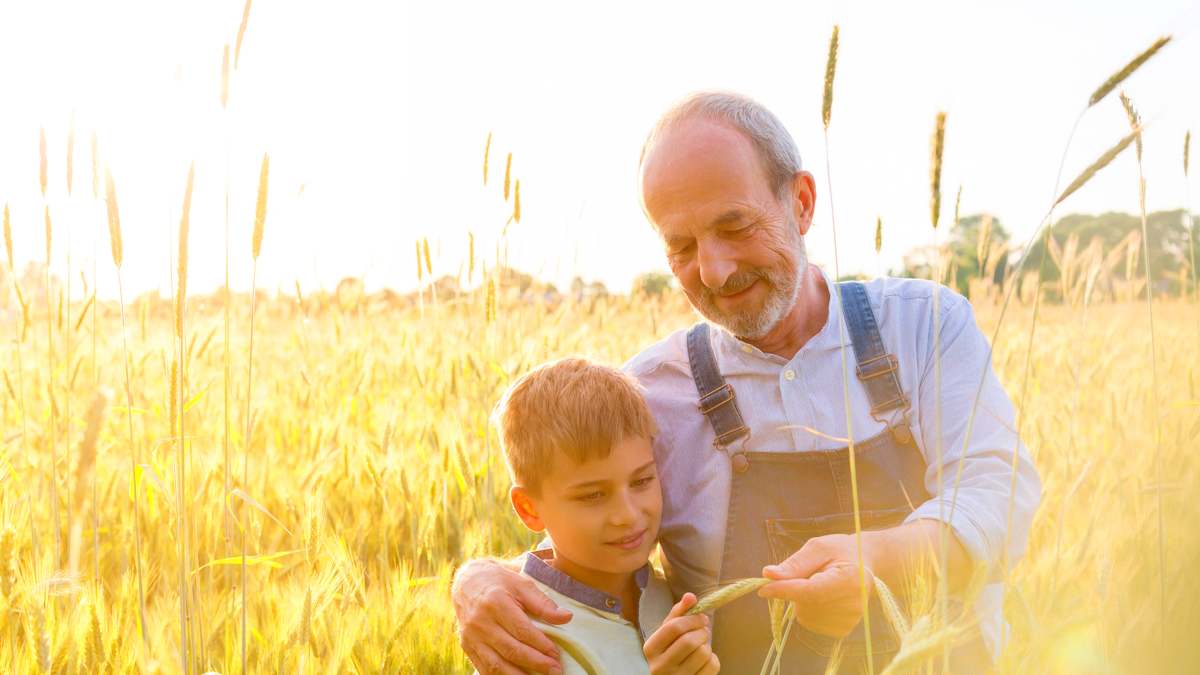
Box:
<box><xmin>764</xmin><ymin>510</ymin><xmax>912</xmax><ymax>658</ymax></box>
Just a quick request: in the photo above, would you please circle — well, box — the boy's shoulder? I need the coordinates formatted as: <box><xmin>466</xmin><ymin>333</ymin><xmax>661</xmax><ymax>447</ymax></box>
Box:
<box><xmin>516</xmin><ymin>551</ymin><xmax>671</xmax><ymax>673</ymax></box>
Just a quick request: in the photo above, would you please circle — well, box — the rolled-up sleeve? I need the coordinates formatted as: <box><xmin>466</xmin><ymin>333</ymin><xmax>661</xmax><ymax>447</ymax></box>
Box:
<box><xmin>904</xmin><ymin>288</ymin><xmax>1042</xmax><ymax>574</ymax></box>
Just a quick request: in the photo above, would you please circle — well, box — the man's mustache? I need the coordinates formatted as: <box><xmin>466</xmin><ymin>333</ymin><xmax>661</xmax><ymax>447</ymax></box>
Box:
<box><xmin>703</xmin><ymin>270</ymin><xmax>763</xmax><ymax>299</ymax></box>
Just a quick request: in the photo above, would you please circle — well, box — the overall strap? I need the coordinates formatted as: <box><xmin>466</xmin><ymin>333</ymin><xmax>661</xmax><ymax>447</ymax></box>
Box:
<box><xmin>685</xmin><ymin>323</ymin><xmax>750</xmax><ymax>452</ymax></box>
<box><xmin>838</xmin><ymin>281</ymin><xmax>914</xmax><ymax>444</ymax></box>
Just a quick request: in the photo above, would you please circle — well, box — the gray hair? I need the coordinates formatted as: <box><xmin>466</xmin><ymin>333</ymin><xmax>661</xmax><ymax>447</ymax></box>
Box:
<box><xmin>639</xmin><ymin>91</ymin><xmax>803</xmax><ymax>198</ymax></box>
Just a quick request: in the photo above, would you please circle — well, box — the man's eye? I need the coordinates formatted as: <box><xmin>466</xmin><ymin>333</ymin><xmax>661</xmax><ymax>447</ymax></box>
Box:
<box><xmin>577</xmin><ymin>491</ymin><xmax>604</xmax><ymax>502</ymax></box>
<box><xmin>668</xmin><ymin>242</ymin><xmax>694</xmax><ymax>257</ymax></box>
<box><xmin>633</xmin><ymin>476</ymin><xmax>656</xmax><ymax>488</ymax></box>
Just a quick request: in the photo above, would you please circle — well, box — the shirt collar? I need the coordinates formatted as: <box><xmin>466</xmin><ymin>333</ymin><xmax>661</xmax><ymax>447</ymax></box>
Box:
<box><xmin>523</xmin><ymin>549</ymin><xmax>650</xmax><ymax>616</ymax></box>
<box><xmin>712</xmin><ymin>265</ymin><xmax>845</xmax><ymax>363</ymax></box>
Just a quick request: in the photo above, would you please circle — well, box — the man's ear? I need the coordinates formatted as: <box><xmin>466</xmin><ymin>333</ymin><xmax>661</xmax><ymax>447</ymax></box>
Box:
<box><xmin>789</xmin><ymin>170</ymin><xmax>817</xmax><ymax>236</ymax></box>
<box><xmin>510</xmin><ymin>486</ymin><xmax>545</xmax><ymax>533</ymax></box>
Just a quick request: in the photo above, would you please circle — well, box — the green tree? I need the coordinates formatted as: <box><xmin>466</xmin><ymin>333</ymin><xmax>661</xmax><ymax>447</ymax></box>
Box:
<box><xmin>632</xmin><ymin>271</ymin><xmax>674</xmax><ymax>298</ymax></box>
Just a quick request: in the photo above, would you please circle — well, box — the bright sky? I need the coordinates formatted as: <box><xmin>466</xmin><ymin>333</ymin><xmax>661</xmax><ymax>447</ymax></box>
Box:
<box><xmin>1</xmin><ymin>0</ymin><xmax>1198</xmax><ymax>300</ymax></box>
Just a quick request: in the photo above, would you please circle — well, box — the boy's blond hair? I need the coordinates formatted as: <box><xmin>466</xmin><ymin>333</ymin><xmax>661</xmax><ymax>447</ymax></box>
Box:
<box><xmin>493</xmin><ymin>358</ymin><xmax>657</xmax><ymax>495</ymax></box>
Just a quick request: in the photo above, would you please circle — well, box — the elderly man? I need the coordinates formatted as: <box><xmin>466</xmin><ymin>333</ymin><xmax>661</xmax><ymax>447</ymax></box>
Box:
<box><xmin>452</xmin><ymin>92</ymin><xmax>1041</xmax><ymax>674</ymax></box>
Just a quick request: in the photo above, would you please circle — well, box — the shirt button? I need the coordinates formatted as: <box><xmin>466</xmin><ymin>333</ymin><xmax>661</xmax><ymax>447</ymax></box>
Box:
<box><xmin>605</xmin><ymin>598</ymin><xmax>617</xmax><ymax>609</ymax></box>
<box><xmin>784</xmin><ymin>369</ymin><xmax>796</xmax><ymax>381</ymax></box>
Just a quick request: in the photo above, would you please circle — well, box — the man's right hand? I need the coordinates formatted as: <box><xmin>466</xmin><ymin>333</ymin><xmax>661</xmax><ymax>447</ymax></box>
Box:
<box><xmin>452</xmin><ymin>558</ymin><xmax>573</xmax><ymax>675</ymax></box>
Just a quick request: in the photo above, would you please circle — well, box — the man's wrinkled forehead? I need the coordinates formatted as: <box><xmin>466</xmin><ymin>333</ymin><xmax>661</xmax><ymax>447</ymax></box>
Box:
<box><xmin>639</xmin><ymin>117</ymin><xmax>774</xmax><ymax>216</ymax></box>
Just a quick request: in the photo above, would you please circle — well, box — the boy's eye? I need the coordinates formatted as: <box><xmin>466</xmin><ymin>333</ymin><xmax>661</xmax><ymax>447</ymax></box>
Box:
<box><xmin>576</xmin><ymin>491</ymin><xmax>604</xmax><ymax>502</ymax></box>
<box><xmin>633</xmin><ymin>476</ymin><xmax>656</xmax><ymax>488</ymax></box>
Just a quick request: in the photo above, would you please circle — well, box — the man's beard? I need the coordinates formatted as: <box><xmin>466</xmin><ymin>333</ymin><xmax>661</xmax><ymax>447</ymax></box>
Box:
<box><xmin>692</xmin><ymin>232</ymin><xmax>807</xmax><ymax>340</ymax></box>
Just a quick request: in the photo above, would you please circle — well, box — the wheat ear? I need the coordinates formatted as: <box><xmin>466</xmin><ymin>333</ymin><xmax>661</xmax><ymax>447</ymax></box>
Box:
<box><xmin>1088</xmin><ymin>36</ymin><xmax>1170</xmax><ymax>107</ymax></box>
<box><xmin>686</xmin><ymin>577</ymin><xmax>771</xmax><ymax>615</ymax></box>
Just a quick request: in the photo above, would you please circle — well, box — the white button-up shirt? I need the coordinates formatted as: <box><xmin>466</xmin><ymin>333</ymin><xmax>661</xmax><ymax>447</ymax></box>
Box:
<box><xmin>624</xmin><ymin>268</ymin><xmax>1042</xmax><ymax>656</ymax></box>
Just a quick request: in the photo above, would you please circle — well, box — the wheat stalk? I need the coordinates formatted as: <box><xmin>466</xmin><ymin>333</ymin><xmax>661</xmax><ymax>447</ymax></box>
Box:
<box><xmin>1119</xmin><ymin>92</ymin><xmax>1143</xmax><ymax>162</ymax></box>
<box><xmin>482</xmin><ymin>132</ymin><xmax>491</xmax><ymax>186</ymax></box>
<box><xmin>685</xmin><ymin>577</ymin><xmax>770</xmax><ymax>615</ymax></box>
<box><xmin>822</xmin><ymin>25</ymin><xmax>839</xmax><ymax>130</ymax></box>
<box><xmin>221</xmin><ymin>44</ymin><xmax>231</xmax><ymax>109</ymax></box>
<box><xmin>1088</xmin><ymin>36</ymin><xmax>1170</xmax><ymax>107</ymax></box>
<box><xmin>874</xmin><ymin>216</ymin><xmax>882</xmax><ymax>254</ymax></box>
<box><xmin>66</xmin><ymin>114</ymin><xmax>76</xmax><ymax>197</ymax></box>
<box><xmin>243</xmin><ymin>148</ymin><xmax>271</xmax><ymax>675</ymax></box>
<box><xmin>84</xmin><ymin>595</ymin><xmax>102</xmax><ymax>671</ymax></box>
<box><xmin>819</xmin><ymin>28</ymin><xmax>876</xmax><ymax>670</ymax></box>
<box><xmin>234</xmin><ymin>0</ymin><xmax>253</xmax><ymax>68</ymax></box>
<box><xmin>3</xmin><ymin>204</ymin><xmax>11</xmax><ymax>270</ymax></box>
<box><xmin>104</xmin><ymin>170</ymin><xmax>123</xmax><ymax>267</ymax></box>
<box><xmin>68</xmin><ymin>389</ymin><xmax>108</xmax><ymax>575</ymax></box>
<box><xmin>253</xmin><ymin>153</ymin><xmax>269</xmax><ymax>259</ymax></box>
<box><xmin>105</xmin><ymin>167</ymin><xmax>147</xmax><ymax>645</ymax></box>
<box><xmin>930</xmin><ymin>113</ymin><xmax>946</xmax><ymax>229</ymax></box>
<box><xmin>1055</xmin><ymin>127</ymin><xmax>1141</xmax><ymax>207</ymax></box>
<box><xmin>503</xmin><ymin>152</ymin><xmax>513</xmax><ymax>201</ymax></box>
<box><xmin>34</xmin><ymin>606</ymin><xmax>49</xmax><ymax>672</ymax></box>
<box><xmin>929</xmin><ymin>110</ymin><xmax>950</xmax><ymax>670</ymax></box>
<box><xmin>90</xmin><ymin>132</ymin><xmax>98</xmax><ymax>199</ymax></box>
<box><xmin>1121</xmin><ymin>89</ymin><xmax>1166</xmax><ymax>646</ymax></box>
<box><xmin>176</xmin><ymin>162</ymin><xmax>194</xmax><ymax>340</ymax></box>
<box><xmin>0</xmin><ymin>525</ymin><xmax>15</xmax><ymax>599</ymax></box>
<box><xmin>39</xmin><ymin>127</ymin><xmax>48</xmax><ymax>197</ymax></box>
<box><xmin>41</xmin><ymin>202</ymin><xmax>62</xmax><ymax>571</ymax></box>
<box><xmin>512</xmin><ymin>180</ymin><xmax>522</xmax><ymax>224</ymax></box>
<box><xmin>468</xmin><ymin>232</ymin><xmax>475</xmax><ymax>285</ymax></box>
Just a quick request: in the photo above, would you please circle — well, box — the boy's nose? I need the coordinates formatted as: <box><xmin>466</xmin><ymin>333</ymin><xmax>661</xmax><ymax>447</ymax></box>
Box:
<box><xmin>609</xmin><ymin>491</ymin><xmax>638</xmax><ymax>526</ymax></box>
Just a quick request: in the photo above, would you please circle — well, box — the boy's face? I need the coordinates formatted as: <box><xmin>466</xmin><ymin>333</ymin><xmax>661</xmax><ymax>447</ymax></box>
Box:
<box><xmin>512</xmin><ymin>436</ymin><xmax>662</xmax><ymax>583</ymax></box>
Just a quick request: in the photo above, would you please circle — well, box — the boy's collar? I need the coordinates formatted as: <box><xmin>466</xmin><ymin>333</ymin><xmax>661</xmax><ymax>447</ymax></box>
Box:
<box><xmin>523</xmin><ymin>549</ymin><xmax>650</xmax><ymax>616</ymax></box>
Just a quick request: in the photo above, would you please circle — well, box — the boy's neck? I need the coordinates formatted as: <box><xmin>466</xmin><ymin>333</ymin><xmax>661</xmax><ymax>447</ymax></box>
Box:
<box><xmin>547</xmin><ymin>549</ymin><xmax>642</xmax><ymax>625</ymax></box>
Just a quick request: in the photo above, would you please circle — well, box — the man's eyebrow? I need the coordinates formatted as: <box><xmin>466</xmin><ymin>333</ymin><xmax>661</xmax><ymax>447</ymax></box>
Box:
<box><xmin>711</xmin><ymin>209</ymin><xmax>745</xmax><ymax>228</ymax></box>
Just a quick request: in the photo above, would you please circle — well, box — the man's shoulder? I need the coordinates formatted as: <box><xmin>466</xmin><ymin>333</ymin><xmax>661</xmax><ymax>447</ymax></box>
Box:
<box><xmin>850</xmin><ymin>276</ymin><xmax>972</xmax><ymax>326</ymax></box>
<box><xmin>622</xmin><ymin>324</ymin><xmax>695</xmax><ymax>381</ymax></box>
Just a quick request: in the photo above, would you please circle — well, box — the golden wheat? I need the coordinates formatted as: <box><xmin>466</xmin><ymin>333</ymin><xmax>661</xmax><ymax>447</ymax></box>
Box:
<box><xmin>822</xmin><ymin>25</ymin><xmax>839</xmax><ymax>130</ymax></box>
<box><xmin>685</xmin><ymin>577</ymin><xmax>770</xmax><ymax>616</ymax></box>
<box><xmin>1088</xmin><ymin>35</ymin><xmax>1171</xmax><ymax>107</ymax></box>
<box><xmin>253</xmin><ymin>152</ymin><xmax>269</xmax><ymax>259</ymax></box>
<box><xmin>104</xmin><ymin>169</ymin><xmax>123</xmax><ymax>267</ymax></box>
<box><xmin>235</xmin><ymin>0</ymin><xmax>253</xmax><ymax>68</ymax></box>
<box><xmin>930</xmin><ymin>112</ymin><xmax>946</xmax><ymax>229</ymax></box>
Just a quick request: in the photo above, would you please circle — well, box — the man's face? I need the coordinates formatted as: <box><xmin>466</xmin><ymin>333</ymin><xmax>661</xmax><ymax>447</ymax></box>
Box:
<box><xmin>640</xmin><ymin>118</ymin><xmax>814</xmax><ymax>339</ymax></box>
<box><xmin>513</xmin><ymin>436</ymin><xmax>662</xmax><ymax>587</ymax></box>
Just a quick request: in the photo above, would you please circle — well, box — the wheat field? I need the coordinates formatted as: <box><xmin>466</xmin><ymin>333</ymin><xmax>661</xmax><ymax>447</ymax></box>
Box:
<box><xmin>1</xmin><ymin>9</ymin><xmax>1198</xmax><ymax>673</ymax></box>
<box><xmin>1</xmin><ymin>274</ymin><xmax>1198</xmax><ymax>673</ymax></box>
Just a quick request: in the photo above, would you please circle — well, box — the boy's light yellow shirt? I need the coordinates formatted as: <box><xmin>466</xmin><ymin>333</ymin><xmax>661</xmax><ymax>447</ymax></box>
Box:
<box><xmin>520</xmin><ymin>550</ymin><xmax>674</xmax><ymax>675</ymax></box>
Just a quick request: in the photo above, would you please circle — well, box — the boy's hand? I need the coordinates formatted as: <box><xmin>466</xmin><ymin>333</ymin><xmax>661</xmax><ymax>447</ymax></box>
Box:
<box><xmin>452</xmin><ymin>558</ymin><xmax>573</xmax><ymax>675</ymax></box>
<box><xmin>643</xmin><ymin>593</ymin><xmax>720</xmax><ymax>675</ymax></box>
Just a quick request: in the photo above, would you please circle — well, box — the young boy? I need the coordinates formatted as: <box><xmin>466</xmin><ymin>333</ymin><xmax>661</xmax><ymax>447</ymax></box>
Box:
<box><xmin>490</xmin><ymin>357</ymin><xmax>719</xmax><ymax>675</ymax></box>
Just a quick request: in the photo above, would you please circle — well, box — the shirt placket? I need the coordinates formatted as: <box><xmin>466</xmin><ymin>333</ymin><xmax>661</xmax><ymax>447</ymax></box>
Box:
<box><xmin>779</xmin><ymin>356</ymin><xmax>811</xmax><ymax>452</ymax></box>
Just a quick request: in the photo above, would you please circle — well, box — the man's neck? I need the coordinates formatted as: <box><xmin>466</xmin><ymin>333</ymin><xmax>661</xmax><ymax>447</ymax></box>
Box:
<box><xmin>743</xmin><ymin>265</ymin><xmax>830</xmax><ymax>359</ymax></box>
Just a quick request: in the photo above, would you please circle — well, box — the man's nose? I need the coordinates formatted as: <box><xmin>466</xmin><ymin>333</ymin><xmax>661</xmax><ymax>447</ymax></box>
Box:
<box><xmin>697</xmin><ymin>240</ymin><xmax>737</xmax><ymax>292</ymax></box>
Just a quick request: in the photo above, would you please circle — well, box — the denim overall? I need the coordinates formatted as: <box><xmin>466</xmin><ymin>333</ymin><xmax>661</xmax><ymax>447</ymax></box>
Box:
<box><xmin>686</xmin><ymin>282</ymin><xmax>988</xmax><ymax>673</ymax></box>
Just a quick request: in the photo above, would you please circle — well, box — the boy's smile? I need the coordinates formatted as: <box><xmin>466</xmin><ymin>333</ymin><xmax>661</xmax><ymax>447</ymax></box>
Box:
<box><xmin>511</xmin><ymin>435</ymin><xmax>662</xmax><ymax>601</ymax></box>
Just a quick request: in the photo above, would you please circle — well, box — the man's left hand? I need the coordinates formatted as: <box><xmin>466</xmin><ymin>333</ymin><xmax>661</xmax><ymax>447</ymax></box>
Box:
<box><xmin>756</xmin><ymin>533</ymin><xmax>875</xmax><ymax>638</ymax></box>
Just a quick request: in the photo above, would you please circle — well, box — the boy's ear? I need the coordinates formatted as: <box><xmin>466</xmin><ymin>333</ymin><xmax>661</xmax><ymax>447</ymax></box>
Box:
<box><xmin>510</xmin><ymin>486</ymin><xmax>545</xmax><ymax>533</ymax></box>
